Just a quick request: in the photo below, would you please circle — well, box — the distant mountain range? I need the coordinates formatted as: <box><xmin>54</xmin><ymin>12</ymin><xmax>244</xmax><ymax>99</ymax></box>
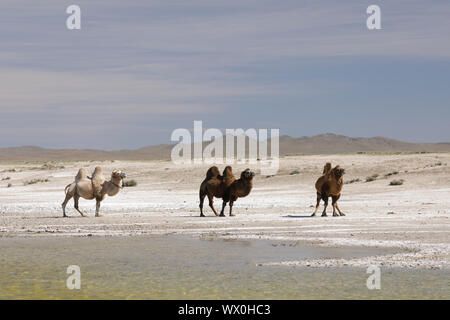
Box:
<box><xmin>1</xmin><ymin>134</ymin><xmax>449</xmax><ymax>161</ymax></box>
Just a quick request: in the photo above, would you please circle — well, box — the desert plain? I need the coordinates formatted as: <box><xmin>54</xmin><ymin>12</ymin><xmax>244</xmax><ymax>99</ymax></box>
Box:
<box><xmin>0</xmin><ymin>152</ymin><xmax>449</xmax><ymax>272</ymax></box>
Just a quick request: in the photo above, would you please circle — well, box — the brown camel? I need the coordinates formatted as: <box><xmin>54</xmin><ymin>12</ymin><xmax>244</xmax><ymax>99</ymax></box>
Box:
<box><xmin>62</xmin><ymin>166</ymin><xmax>126</xmax><ymax>217</ymax></box>
<box><xmin>199</xmin><ymin>166</ymin><xmax>235</xmax><ymax>217</ymax></box>
<box><xmin>220</xmin><ymin>168</ymin><xmax>255</xmax><ymax>217</ymax></box>
<box><xmin>311</xmin><ymin>162</ymin><xmax>345</xmax><ymax>217</ymax></box>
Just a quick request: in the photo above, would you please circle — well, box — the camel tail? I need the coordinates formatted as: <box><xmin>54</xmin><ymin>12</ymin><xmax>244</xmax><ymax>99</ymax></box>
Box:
<box><xmin>199</xmin><ymin>183</ymin><xmax>207</xmax><ymax>199</ymax></box>
<box><xmin>64</xmin><ymin>183</ymin><xmax>71</xmax><ymax>195</ymax></box>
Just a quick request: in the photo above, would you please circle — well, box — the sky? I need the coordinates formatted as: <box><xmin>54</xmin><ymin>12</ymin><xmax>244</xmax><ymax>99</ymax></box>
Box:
<box><xmin>0</xmin><ymin>0</ymin><xmax>449</xmax><ymax>149</ymax></box>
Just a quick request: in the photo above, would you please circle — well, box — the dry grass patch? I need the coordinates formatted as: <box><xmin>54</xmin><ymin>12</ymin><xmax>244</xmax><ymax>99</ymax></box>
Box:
<box><xmin>345</xmin><ymin>178</ymin><xmax>361</xmax><ymax>184</ymax></box>
<box><xmin>23</xmin><ymin>178</ymin><xmax>50</xmax><ymax>185</ymax></box>
<box><xmin>365</xmin><ymin>174</ymin><xmax>379</xmax><ymax>182</ymax></box>
<box><xmin>123</xmin><ymin>179</ymin><xmax>137</xmax><ymax>187</ymax></box>
<box><xmin>389</xmin><ymin>179</ymin><xmax>404</xmax><ymax>186</ymax></box>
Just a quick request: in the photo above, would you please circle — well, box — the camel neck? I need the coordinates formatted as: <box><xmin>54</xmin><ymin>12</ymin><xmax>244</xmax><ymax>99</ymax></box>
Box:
<box><xmin>109</xmin><ymin>177</ymin><xmax>123</xmax><ymax>189</ymax></box>
<box><xmin>241</xmin><ymin>179</ymin><xmax>253</xmax><ymax>189</ymax></box>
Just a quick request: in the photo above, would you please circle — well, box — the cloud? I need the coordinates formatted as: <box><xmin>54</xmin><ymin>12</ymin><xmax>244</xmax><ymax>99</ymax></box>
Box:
<box><xmin>0</xmin><ymin>68</ymin><xmax>278</xmax><ymax>112</ymax></box>
<box><xmin>0</xmin><ymin>0</ymin><xmax>449</xmax><ymax>147</ymax></box>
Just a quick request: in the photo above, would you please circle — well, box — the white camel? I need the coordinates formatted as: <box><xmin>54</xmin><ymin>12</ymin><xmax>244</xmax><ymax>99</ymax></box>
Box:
<box><xmin>62</xmin><ymin>166</ymin><xmax>126</xmax><ymax>217</ymax></box>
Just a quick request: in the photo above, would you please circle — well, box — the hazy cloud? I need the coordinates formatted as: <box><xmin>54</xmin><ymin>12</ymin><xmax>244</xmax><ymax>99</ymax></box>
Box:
<box><xmin>0</xmin><ymin>0</ymin><xmax>449</xmax><ymax>148</ymax></box>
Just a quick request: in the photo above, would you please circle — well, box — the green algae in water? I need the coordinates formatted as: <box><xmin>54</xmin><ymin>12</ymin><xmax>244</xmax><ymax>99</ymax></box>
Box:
<box><xmin>0</xmin><ymin>236</ymin><xmax>448</xmax><ymax>299</ymax></box>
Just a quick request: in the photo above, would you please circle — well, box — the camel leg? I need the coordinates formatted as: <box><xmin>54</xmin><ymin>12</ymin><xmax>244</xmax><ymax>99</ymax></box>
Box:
<box><xmin>199</xmin><ymin>191</ymin><xmax>206</xmax><ymax>217</ymax></box>
<box><xmin>61</xmin><ymin>193</ymin><xmax>72</xmax><ymax>217</ymax></box>
<box><xmin>335</xmin><ymin>202</ymin><xmax>345</xmax><ymax>216</ymax></box>
<box><xmin>219</xmin><ymin>201</ymin><xmax>227</xmax><ymax>217</ymax></box>
<box><xmin>311</xmin><ymin>192</ymin><xmax>321</xmax><ymax>217</ymax></box>
<box><xmin>208</xmin><ymin>194</ymin><xmax>219</xmax><ymax>216</ymax></box>
<box><xmin>332</xmin><ymin>195</ymin><xmax>339</xmax><ymax>217</ymax></box>
<box><xmin>95</xmin><ymin>199</ymin><xmax>102</xmax><ymax>217</ymax></box>
<box><xmin>321</xmin><ymin>196</ymin><xmax>328</xmax><ymax>217</ymax></box>
<box><xmin>73</xmin><ymin>194</ymin><xmax>87</xmax><ymax>217</ymax></box>
<box><xmin>229</xmin><ymin>200</ymin><xmax>235</xmax><ymax>217</ymax></box>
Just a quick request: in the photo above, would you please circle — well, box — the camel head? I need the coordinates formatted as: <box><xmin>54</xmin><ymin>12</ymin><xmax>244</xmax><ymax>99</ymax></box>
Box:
<box><xmin>240</xmin><ymin>168</ymin><xmax>255</xmax><ymax>181</ymax></box>
<box><xmin>111</xmin><ymin>169</ymin><xmax>126</xmax><ymax>180</ymax></box>
<box><xmin>332</xmin><ymin>166</ymin><xmax>345</xmax><ymax>179</ymax></box>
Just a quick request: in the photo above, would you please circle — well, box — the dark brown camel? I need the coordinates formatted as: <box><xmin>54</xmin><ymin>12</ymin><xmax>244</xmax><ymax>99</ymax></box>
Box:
<box><xmin>312</xmin><ymin>162</ymin><xmax>345</xmax><ymax>217</ymax></box>
<box><xmin>199</xmin><ymin>166</ymin><xmax>235</xmax><ymax>216</ymax></box>
<box><xmin>220</xmin><ymin>168</ymin><xmax>255</xmax><ymax>217</ymax></box>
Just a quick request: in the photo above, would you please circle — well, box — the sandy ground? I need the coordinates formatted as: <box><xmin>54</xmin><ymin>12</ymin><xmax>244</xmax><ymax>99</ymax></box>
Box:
<box><xmin>0</xmin><ymin>153</ymin><xmax>449</xmax><ymax>270</ymax></box>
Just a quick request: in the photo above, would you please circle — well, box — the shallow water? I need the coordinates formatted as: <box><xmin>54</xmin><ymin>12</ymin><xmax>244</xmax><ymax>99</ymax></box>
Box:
<box><xmin>0</xmin><ymin>236</ymin><xmax>448</xmax><ymax>299</ymax></box>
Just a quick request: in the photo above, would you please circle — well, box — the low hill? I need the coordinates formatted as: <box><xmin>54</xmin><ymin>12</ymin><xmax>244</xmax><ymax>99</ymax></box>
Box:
<box><xmin>1</xmin><ymin>134</ymin><xmax>449</xmax><ymax>161</ymax></box>
<box><xmin>278</xmin><ymin>134</ymin><xmax>450</xmax><ymax>155</ymax></box>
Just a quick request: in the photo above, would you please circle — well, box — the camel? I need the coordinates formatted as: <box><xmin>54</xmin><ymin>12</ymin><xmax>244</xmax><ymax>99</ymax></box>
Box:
<box><xmin>220</xmin><ymin>168</ymin><xmax>255</xmax><ymax>216</ymax></box>
<box><xmin>62</xmin><ymin>166</ymin><xmax>126</xmax><ymax>217</ymax></box>
<box><xmin>311</xmin><ymin>162</ymin><xmax>345</xmax><ymax>217</ymax></box>
<box><xmin>199</xmin><ymin>166</ymin><xmax>235</xmax><ymax>217</ymax></box>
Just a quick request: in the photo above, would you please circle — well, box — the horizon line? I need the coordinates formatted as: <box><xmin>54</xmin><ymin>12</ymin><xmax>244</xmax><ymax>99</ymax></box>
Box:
<box><xmin>1</xmin><ymin>133</ymin><xmax>450</xmax><ymax>152</ymax></box>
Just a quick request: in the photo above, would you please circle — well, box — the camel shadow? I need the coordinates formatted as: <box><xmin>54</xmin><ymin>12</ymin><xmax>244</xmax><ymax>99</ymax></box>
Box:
<box><xmin>282</xmin><ymin>215</ymin><xmax>313</xmax><ymax>219</ymax></box>
<box><xmin>179</xmin><ymin>215</ymin><xmax>225</xmax><ymax>218</ymax></box>
<box><xmin>31</xmin><ymin>215</ymin><xmax>88</xmax><ymax>219</ymax></box>
<box><xmin>18</xmin><ymin>215</ymin><xmax>61</xmax><ymax>219</ymax></box>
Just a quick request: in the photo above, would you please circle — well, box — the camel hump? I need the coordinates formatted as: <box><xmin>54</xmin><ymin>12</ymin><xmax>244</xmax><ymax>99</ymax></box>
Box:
<box><xmin>92</xmin><ymin>166</ymin><xmax>103</xmax><ymax>176</ymax></box>
<box><xmin>91</xmin><ymin>166</ymin><xmax>105</xmax><ymax>182</ymax></box>
<box><xmin>223</xmin><ymin>166</ymin><xmax>235</xmax><ymax>185</ymax></box>
<box><xmin>91</xmin><ymin>166</ymin><xmax>106</xmax><ymax>198</ymax></box>
<box><xmin>323</xmin><ymin>162</ymin><xmax>332</xmax><ymax>175</ymax></box>
<box><xmin>75</xmin><ymin>168</ymin><xmax>88</xmax><ymax>182</ymax></box>
<box><xmin>206</xmin><ymin>166</ymin><xmax>221</xmax><ymax>179</ymax></box>
<box><xmin>223</xmin><ymin>166</ymin><xmax>233</xmax><ymax>177</ymax></box>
